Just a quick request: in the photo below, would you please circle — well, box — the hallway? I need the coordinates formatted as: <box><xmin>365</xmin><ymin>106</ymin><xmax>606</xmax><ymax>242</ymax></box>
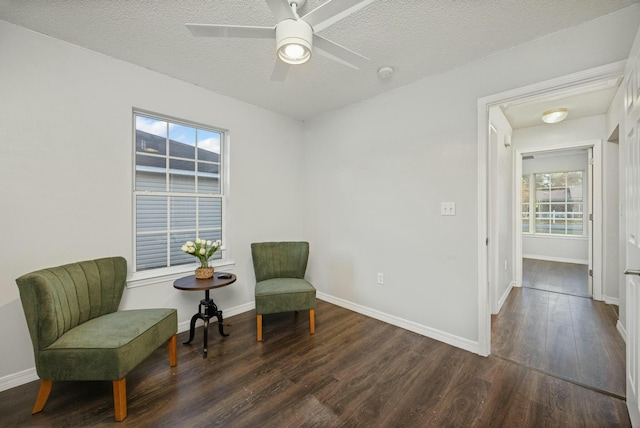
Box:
<box><xmin>492</xmin><ymin>264</ymin><xmax>625</xmax><ymax>398</ymax></box>
<box><xmin>522</xmin><ymin>258</ymin><xmax>589</xmax><ymax>298</ymax></box>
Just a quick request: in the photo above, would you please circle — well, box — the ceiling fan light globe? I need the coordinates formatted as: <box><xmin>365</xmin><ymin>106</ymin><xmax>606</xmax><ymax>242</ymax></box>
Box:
<box><xmin>284</xmin><ymin>43</ymin><xmax>305</xmax><ymax>59</ymax></box>
<box><xmin>278</xmin><ymin>41</ymin><xmax>311</xmax><ymax>64</ymax></box>
<box><xmin>276</xmin><ymin>19</ymin><xmax>313</xmax><ymax>65</ymax></box>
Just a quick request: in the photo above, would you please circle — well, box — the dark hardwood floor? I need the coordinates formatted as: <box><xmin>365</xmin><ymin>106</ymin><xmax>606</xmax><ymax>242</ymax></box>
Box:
<box><xmin>522</xmin><ymin>258</ymin><xmax>589</xmax><ymax>298</ymax></box>
<box><xmin>1</xmin><ymin>300</ymin><xmax>630</xmax><ymax>427</ymax></box>
<box><xmin>494</xmin><ymin>259</ymin><xmax>626</xmax><ymax>400</ymax></box>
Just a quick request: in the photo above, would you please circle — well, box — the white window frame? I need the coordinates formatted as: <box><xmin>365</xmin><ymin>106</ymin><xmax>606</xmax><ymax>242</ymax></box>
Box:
<box><xmin>128</xmin><ymin>109</ymin><xmax>234</xmax><ymax>288</ymax></box>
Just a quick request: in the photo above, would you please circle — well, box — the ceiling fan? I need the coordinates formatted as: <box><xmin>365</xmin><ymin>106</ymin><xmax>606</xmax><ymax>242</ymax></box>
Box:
<box><xmin>185</xmin><ymin>0</ymin><xmax>374</xmax><ymax>81</ymax></box>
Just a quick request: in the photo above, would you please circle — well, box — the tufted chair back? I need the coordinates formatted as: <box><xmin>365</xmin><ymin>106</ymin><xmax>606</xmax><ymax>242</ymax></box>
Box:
<box><xmin>251</xmin><ymin>241</ymin><xmax>309</xmax><ymax>282</ymax></box>
<box><xmin>16</xmin><ymin>257</ymin><xmax>127</xmax><ymax>353</ymax></box>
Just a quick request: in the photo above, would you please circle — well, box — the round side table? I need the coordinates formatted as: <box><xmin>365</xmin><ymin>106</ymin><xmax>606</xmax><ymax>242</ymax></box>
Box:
<box><xmin>173</xmin><ymin>272</ymin><xmax>237</xmax><ymax>358</ymax></box>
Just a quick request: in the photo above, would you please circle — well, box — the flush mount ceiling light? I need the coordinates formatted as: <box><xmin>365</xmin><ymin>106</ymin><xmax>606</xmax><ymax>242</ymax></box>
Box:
<box><xmin>542</xmin><ymin>108</ymin><xmax>568</xmax><ymax>124</ymax></box>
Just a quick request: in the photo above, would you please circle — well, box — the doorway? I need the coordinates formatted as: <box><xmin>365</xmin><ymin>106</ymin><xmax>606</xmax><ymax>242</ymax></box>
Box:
<box><xmin>480</xmin><ymin>63</ymin><xmax>626</xmax><ymax>399</ymax></box>
<box><xmin>512</xmin><ymin>142</ymin><xmax>604</xmax><ymax>302</ymax></box>
<box><xmin>516</xmin><ymin>144</ymin><xmax>598</xmax><ymax>300</ymax></box>
<box><xmin>477</xmin><ymin>60</ymin><xmax>625</xmax><ymax>356</ymax></box>
<box><xmin>519</xmin><ymin>146</ymin><xmax>593</xmax><ymax>299</ymax></box>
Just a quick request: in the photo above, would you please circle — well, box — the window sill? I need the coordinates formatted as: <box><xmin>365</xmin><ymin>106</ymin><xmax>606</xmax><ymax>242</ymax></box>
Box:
<box><xmin>522</xmin><ymin>233</ymin><xmax>587</xmax><ymax>241</ymax></box>
<box><xmin>127</xmin><ymin>260</ymin><xmax>236</xmax><ymax>289</ymax></box>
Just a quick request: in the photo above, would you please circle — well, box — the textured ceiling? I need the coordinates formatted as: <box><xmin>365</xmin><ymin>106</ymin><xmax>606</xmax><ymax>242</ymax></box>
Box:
<box><xmin>0</xmin><ymin>0</ymin><xmax>637</xmax><ymax>121</ymax></box>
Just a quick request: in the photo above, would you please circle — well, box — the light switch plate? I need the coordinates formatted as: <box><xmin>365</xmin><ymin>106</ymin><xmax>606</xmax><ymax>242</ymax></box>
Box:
<box><xmin>441</xmin><ymin>202</ymin><xmax>456</xmax><ymax>216</ymax></box>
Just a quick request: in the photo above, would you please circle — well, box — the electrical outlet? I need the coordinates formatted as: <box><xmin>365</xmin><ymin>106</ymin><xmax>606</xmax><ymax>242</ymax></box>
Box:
<box><xmin>504</xmin><ymin>260</ymin><xmax>508</xmax><ymax>271</ymax></box>
<box><xmin>377</xmin><ymin>273</ymin><xmax>384</xmax><ymax>285</ymax></box>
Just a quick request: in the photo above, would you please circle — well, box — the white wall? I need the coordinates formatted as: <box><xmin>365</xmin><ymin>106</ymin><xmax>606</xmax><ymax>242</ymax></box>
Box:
<box><xmin>514</xmin><ymin>116</ymin><xmax>606</xmax><ymax>152</ymax></box>
<box><xmin>489</xmin><ymin>107</ymin><xmax>514</xmax><ymax>313</ymax></box>
<box><xmin>302</xmin><ymin>7</ymin><xmax>640</xmax><ymax>348</ymax></box>
<box><xmin>522</xmin><ymin>233</ymin><xmax>589</xmax><ymax>263</ymax></box>
<box><xmin>0</xmin><ymin>21</ymin><xmax>305</xmax><ymax>385</ymax></box>
<box><xmin>521</xmin><ymin>150</ymin><xmax>589</xmax><ymax>264</ymax></box>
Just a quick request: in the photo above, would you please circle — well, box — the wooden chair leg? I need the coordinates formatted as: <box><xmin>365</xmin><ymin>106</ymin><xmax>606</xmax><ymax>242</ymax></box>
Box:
<box><xmin>112</xmin><ymin>378</ymin><xmax>127</xmax><ymax>422</ymax></box>
<box><xmin>168</xmin><ymin>334</ymin><xmax>177</xmax><ymax>367</ymax></box>
<box><xmin>257</xmin><ymin>314</ymin><xmax>263</xmax><ymax>342</ymax></box>
<box><xmin>309</xmin><ymin>309</ymin><xmax>315</xmax><ymax>335</ymax></box>
<box><xmin>32</xmin><ymin>379</ymin><xmax>52</xmax><ymax>414</ymax></box>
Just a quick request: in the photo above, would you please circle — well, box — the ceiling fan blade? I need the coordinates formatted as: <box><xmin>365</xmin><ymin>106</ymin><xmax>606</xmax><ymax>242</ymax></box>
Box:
<box><xmin>271</xmin><ymin>58</ymin><xmax>290</xmax><ymax>81</ymax></box>
<box><xmin>265</xmin><ymin>0</ymin><xmax>296</xmax><ymax>22</ymax></box>
<box><xmin>186</xmin><ymin>24</ymin><xmax>274</xmax><ymax>39</ymax></box>
<box><xmin>313</xmin><ymin>35</ymin><xmax>369</xmax><ymax>70</ymax></box>
<box><xmin>302</xmin><ymin>0</ymin><xmax>375</xmax><ymax>32</ymax></box>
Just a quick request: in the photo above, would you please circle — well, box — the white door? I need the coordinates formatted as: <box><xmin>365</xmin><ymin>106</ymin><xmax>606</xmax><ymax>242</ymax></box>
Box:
<box><xmin>622</xmin><ymin>24</ymin><xmax>640</xmax><ymax>427</ymax></box>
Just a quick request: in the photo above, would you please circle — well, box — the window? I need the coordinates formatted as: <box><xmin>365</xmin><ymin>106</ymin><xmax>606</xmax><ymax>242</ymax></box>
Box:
<box><xmin>522</xmin><ymin>171</ymin><xmax>584</xmax><ymax>236</ymax></box>
<box><xmin>521</xmin><ymin>175</ymin><xmax>530</xmax><ymax>233</ymax></box>
<box><xmin>133</xmin><ymin>112</ymin><xmax>225</xmax><ymax>272</ymax></box>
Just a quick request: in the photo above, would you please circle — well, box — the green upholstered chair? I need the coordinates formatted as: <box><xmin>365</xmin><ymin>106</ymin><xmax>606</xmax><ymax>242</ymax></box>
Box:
<box><xmin>251</xmin><ymin>242</ymin><xmax>316</xmax><ymax>341</ymax></box>
<box><xmin>16</xmin><ymin>257</ymin><xmax>178</xmax><ymax>422</ymax></box>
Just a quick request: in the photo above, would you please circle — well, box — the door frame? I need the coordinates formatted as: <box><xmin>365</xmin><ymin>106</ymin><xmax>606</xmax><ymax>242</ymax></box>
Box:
<box><xmin>513</xmin><ymin>141</ymin><xmax>602</xmax><ymax>298</ymax></box>
<box><xmin>477</xmin><ymin>60</ymin><xmax>625</xmax><ymax>356</ymax></box>
<box><xmin>588</xmin><ymin>147</ymin><xmax>595</xmax><ymax>298</ymax></box>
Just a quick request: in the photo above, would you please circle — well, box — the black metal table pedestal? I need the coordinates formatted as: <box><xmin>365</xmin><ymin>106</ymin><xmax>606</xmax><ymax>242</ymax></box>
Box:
<box><xmin>183</xmin><ymin>289</ymin><xmax>229</xmax><ymax>358</ymax></box>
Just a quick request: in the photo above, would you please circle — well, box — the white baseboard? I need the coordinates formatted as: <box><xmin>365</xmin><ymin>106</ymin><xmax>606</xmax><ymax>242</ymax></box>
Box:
<box><xmin>604</xmin><ymin>296</ymin><xmax>620</xmax><ymax>306</ymax></box>
<box><xmin>522</xmin><ymin>254</ymin><xmax>588</xmax><ymax>265</ymax></box>
<box><xmin>316</xmin><ymin>292</ymin><xmax>479</xmax><ymax>354</ymax></box>
<box><xmin>178</xmin><ymin>301</ymin><xmax>254</xmax><ymax>333</ymax></box>
<box><xmin>0</xmin><ymin>367</ymin><xmax>38</xmax><ymax>392</ymax></box>
<box><xmin>494</xmin><ymin>281</ymin><xmax>515</xmax><ymax>315</ymax></box>
<box><xmin>617</xmin><ymin>320</ymin><xmax>627</xmax><ymax>343</ymax></box>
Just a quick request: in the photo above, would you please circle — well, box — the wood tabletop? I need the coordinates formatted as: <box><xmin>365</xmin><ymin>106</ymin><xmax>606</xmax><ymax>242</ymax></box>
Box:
<box><xmin>173</xmin><ymin>272</ymin><xmax>237</xmax><ymax>291</ymax></box>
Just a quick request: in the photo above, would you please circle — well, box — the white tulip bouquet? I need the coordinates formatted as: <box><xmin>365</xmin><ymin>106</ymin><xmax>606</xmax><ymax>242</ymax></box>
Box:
<box><xmin>181</xmin><ymin>239</ymin><xmax>222</xmax><ymax>268</ymax></box>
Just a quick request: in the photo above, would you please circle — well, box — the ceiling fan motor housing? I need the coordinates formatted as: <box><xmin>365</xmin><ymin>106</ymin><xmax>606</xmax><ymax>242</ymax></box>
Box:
<box><xmin>276</xmin><ymin>19</ymin><xmax>313</xmax><ymax>64</ymax></box>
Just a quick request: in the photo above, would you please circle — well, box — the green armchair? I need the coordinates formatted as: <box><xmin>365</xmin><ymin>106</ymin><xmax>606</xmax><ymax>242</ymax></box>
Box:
<box><xmin>16</xmin><ymin>257</ymin><xmax>177</xmax><ymax>422</ymax></box>
<box><xmin>251</xmin><ymin>242</ymin><xmax>316</xmax><ymax>341</ymax></box>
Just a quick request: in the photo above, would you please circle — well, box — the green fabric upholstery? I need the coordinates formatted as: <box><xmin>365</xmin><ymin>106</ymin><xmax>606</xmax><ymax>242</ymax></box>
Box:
<box><xmin>41</xmin><ymin>309</ymin><xmax>176</xmax><ymax>380</ymax></box>
<box><xmin>251</xmin><ymin>242</ymin><xmax>316</xmax><ymax>316</ymax></box>
<box><xmin>16</xmin><ymin>257</ymin><xmax>177</xmax><ymax>381</ymax></box>
<box><xmin>255</xmin><ymin>278</ymin><xmax>316</xmax><ymax>314</ymax></box>
<box><xmin>251</xmin><ymin>241</ymin><xmax>309</xmax><ymax>282</ymax></box>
